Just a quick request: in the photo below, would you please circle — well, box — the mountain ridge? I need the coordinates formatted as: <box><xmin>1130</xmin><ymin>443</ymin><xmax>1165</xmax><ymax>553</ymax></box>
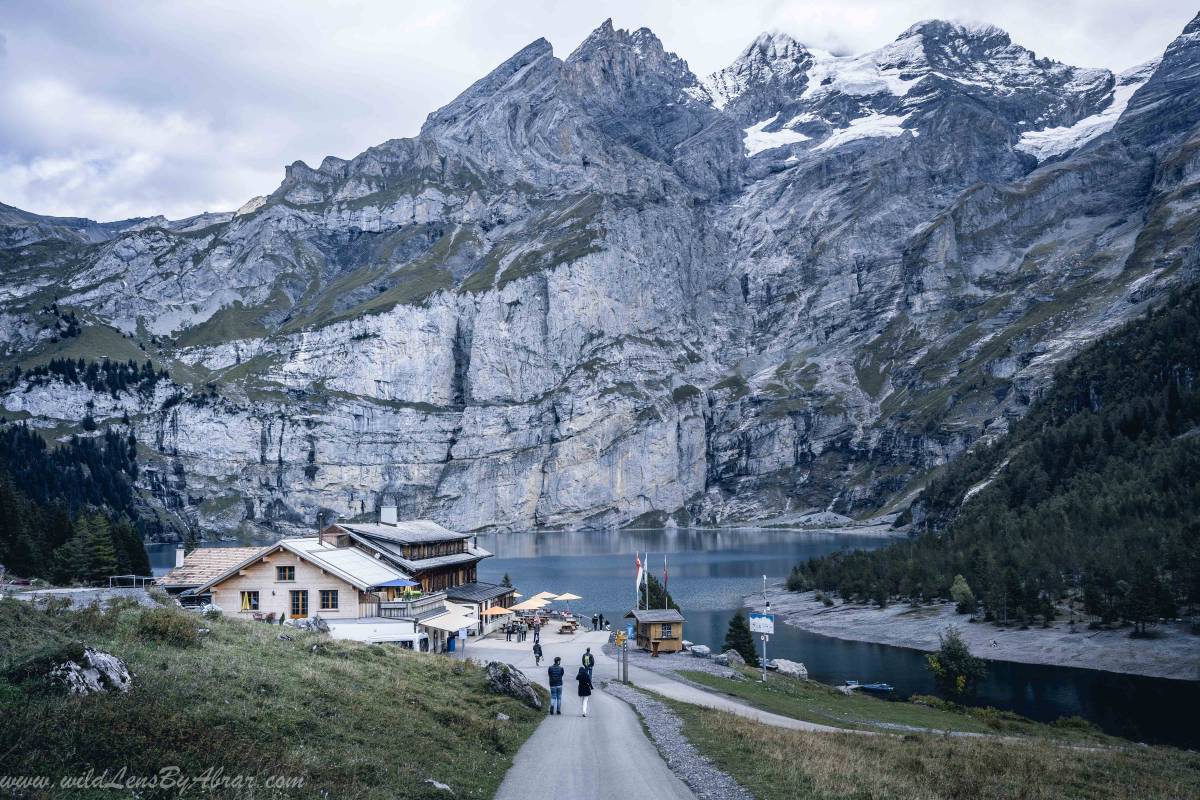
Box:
<box><xmin>1</xmin><ymin>14</ymin><xmax>1198</xmax><ymax>537</ymax></box>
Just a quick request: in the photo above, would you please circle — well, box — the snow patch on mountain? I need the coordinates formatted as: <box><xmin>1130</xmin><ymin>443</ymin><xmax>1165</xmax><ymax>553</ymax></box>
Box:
<box><xmin>1016</xmin><ymin>59</ymin><xmax>1159</xmax><ymax>162</ymax></box>
<box><xmin>743</xmin><ymin>114</ymin><xmax>811</xmax><ymax>156</ymax></box>
<box><xmin>801</xmin><ymin>46</ymin><xmax>922</xmax><ymax>100</ymax></box>
<box><xmin>814</xmin><ymin>112</ymin><xmax>914</xmax><ymax>151</ymax></box>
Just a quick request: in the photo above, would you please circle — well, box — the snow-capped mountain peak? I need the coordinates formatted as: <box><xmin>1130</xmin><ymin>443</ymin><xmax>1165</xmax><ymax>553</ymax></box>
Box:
<box><xmin>702</xmin><ymin>30</ymin><xmax>814</xmax><ymax>110</ymax></box>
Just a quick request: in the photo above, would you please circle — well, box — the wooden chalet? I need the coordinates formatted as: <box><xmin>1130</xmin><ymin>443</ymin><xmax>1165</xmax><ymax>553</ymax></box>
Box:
<box><xmin>625</xmin><ymin>608</ymin><xmax>686</xmax><ymax>655</ymax></box>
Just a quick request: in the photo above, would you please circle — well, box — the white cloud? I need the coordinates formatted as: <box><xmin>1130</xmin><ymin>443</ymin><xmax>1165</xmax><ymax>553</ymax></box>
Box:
<box><xmin>0</xmin><ymin>0</ymin><xmax>1194</xmax><ymax>220</ymax></box>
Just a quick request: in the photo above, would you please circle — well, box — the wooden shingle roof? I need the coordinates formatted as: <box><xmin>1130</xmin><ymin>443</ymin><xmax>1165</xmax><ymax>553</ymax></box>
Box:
<box><xmin>155</xmin><ymin>547</ymin><xmax>267</xmax><ymax>589</ymax></box>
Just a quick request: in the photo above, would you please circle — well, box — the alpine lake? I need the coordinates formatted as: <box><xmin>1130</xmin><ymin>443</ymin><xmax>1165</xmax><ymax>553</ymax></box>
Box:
<box><xmin>149</xmin><ymin>528</ymin><xmax>1199</xmax><ymax>748</ymax></box>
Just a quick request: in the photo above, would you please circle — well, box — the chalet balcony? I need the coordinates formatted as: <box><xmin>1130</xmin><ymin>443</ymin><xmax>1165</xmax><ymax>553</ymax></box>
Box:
<box><xmin>378</xmin><ymin>591</ymin><xmax>448</xmax><ymax>620</ymax></box>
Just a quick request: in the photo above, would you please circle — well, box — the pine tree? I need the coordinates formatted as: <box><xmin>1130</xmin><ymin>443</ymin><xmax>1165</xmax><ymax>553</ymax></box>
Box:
<box><xmin>723</xmin><ymin>611</ymin><xmax>760</xmax><ymax>667</ymax></box>
<box><xmin>83</xmin><ymin>514</ymin><xmax>118</xmax><ymax>584</ymax></box>
<box><xmin>53</xmin><ymin>524</ymin><xmax>89</xmax><ymax>585</ymax></box>
<box><xmin>645</xmin><ymin>574</ymin><xmax>680</xmax><ymax>611</ymax></box>
<box><xmin>500</xmin><ymin>573</ymin><xmax>512</xmax><ymax>588</ymax></box>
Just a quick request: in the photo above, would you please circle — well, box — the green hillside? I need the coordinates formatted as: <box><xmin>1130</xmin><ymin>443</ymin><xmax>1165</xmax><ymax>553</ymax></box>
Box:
<box><xmin>0</xmin><ymin>598</ymin><xmax>543</xmax><ymax>799</ymax></box>
<box><xmin>791</xmin><ymin>284</ymin><xmax>1200</xmax><ymax>627</ymax></box>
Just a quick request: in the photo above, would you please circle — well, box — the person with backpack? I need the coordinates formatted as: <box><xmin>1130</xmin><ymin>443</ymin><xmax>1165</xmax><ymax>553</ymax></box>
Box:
<box><xmin>533</xmin><ymin>640</ymin><xmax>543</xmax><ymax>666</ymax></box>
<box><xmin>581</xmin><ymin>646</ymin><xmax>595</xmax><ymax>679</ymax></box>
<box><xmin>576</xmin><ymin>664</ymin><xmax>594</xmax><ymax>717</ymax></box>
<box><xmin>547</xmin><ymin>657</ymin><xmax>565</xmax><ymax>715</ymax></box>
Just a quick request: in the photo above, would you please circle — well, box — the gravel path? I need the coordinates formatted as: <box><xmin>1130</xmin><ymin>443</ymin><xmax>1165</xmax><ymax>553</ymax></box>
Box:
<box><xmin>13</xmin><ymin>587</ymin><xmax>158</xmax><ymax>609</ymax></box>
<box><xmin>605</xmin><ymin>681</ymin><xmax>754</xmax><ymax>800</ymax></box>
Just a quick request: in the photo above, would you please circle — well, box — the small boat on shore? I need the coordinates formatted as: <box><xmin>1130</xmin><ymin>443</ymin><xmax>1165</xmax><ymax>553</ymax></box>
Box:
<box><xmin>845</xmin><ymin>680</ymin><xmax>894</xmax><ymax>694</ymax></box>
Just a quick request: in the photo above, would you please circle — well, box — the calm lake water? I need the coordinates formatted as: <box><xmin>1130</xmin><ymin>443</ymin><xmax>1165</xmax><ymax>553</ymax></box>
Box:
<box><xmin>148</xmin><ymin>530</ymin><xmax>1199</xmax><ymax>747</ymax></box>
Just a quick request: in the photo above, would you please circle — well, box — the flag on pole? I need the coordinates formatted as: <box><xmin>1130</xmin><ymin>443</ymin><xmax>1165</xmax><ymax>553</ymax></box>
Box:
<box><xmin>635</xmin><ymin>553</ymin><xmax>644</xmax><ymax>609</ymax></box>
<box><xmin>663</xmin><ymin>554</ymin><xmax>668</xmax><ymax>609</ymax></box>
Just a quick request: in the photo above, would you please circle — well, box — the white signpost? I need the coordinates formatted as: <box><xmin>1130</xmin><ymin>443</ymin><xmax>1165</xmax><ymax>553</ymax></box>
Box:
<box><xmin>753</xmin><ymin>575</ymin><xmax>776</xmax><ymax>681</ymax></box>
<box><xmin>749</xmin><ymin>612</ymin><xmax>774</xmax><ymax>681</ymax></box>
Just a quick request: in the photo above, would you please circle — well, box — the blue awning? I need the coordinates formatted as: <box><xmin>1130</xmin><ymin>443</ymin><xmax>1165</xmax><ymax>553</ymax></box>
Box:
<box><xmin>375</xmin><ymin>578</ymin><xmax>420</xmax><ymax>588</ymax></box>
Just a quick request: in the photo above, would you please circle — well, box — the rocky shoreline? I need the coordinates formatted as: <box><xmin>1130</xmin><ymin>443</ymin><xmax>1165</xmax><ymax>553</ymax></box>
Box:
<box><xmin>753</xmin><ymin>588</ymin><xmax>1200</xmax><ymax>682</ymax></box>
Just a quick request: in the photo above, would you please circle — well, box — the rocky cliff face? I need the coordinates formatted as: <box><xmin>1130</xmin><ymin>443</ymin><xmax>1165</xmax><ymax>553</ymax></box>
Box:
<box><xmin>2</xmin><ymin>16</ymin><xmax>1199</xmax><ymax>537</ymax></box>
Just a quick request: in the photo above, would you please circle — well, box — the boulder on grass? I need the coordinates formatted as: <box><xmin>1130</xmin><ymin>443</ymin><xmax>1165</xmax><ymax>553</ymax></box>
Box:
<box><xmin>484</xmin><ymin>661</ymin><xmax>541</xmax><ymax>709</ymax></box>
<box><xmin>712</xmin><ymin>653</ymin><xmax>730</xmax><ymax>666</ymax></box>
<box><xmin>690</xmin><ymin>644</ymin><xmax>711</xmax><ymax>658</ymax></box>
<box><xmin>722</xmin><ymin>649</ymin><xmax>746</xmax><ymax>666</ymax></box>
<box><xmin>9</xmin><ymin>643</ymin><xmax>132</xmax><ymax>695</ymax></box>
<box><xmin>770</xmin><ymin>658</ymin><xmax>808</xmax><ymax>679</ymax></box>
<box><xmin>681</xmin><ymin>640</ymin><xmax>694</xmax><ymax>650</ymax></box>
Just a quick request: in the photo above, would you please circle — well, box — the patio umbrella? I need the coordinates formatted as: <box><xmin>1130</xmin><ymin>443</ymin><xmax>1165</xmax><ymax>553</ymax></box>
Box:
<box><xmin>511</xmin><ymin>592</ymin><xmax>524</xmax><ymax>598</ymax></box>
<box><xmin>480</xmin><ymin>607</ymin><xmax>514</xmax><ymax>616</ymax></box>
<box><xmin>554</xmin><ymin>592</ymin><xmax>582</xmax><ymax>613</ymax></box>
<box><xmin>532</xmin><ymin>591</ymin><xmax>559</xmax><ymax>600</ymax></box>
<box><xmin>509</xmin><ymin>597</ymin><xmax>549</xmax><ymax>612</ymax></box>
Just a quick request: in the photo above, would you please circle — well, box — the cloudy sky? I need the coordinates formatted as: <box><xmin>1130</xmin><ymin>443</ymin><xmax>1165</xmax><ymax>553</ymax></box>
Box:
<box><xmin>1</xmin><ymin>0</ymin><xmax>1193</xmax><ymax>221</ymax></box>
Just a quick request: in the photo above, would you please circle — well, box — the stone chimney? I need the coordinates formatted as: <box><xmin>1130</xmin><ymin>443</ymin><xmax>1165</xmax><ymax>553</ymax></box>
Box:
<box><xmin>380</xmin><ymin>496</ymin><xmax>398</xmax><ymax>526</ymax></box>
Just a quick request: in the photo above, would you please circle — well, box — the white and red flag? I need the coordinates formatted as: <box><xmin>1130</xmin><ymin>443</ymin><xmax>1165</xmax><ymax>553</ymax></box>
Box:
<box><xmin>635</xmin><ymin>553</ymin><xmax>644</xmax><ymax>608</ymax></box>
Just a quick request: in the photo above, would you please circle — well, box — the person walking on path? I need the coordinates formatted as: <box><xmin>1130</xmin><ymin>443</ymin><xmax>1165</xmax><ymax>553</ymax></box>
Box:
<box><xmin>533</xmin><ymin>620</ymin><xmax>541</xmax><ymax>643</ymax></box>
<box><xmin>598</xmin><ymin>613</ymin><xmax>606</xmax><ymax>630</ymax></box>
<box><xmin>547</xmin><ymin>657</ymin><xmax>565</xmax><ymax>715</ymax></box>
<box><xmin>576</xmin><ymin>664</ymin><xmax>594</xmax><ymax>717</ymax></box>
<box><xmin>581</xmin><ymin>647</ymin><xmax>595</xmax><ymax>680</ymax></box>
<box><xmin>592</xmin><ymin>613</ymin><xmax>598</xmax><ymax>631</ymax></box>
<box><xmin>533</xmin><ymin>640</ymin><xmax>543</xmax><ymax>666</ymax></box>
<box><xmin>505</xmin><ymin>623</ymin><xmax>512</xmax><ymax>642</ymax></box>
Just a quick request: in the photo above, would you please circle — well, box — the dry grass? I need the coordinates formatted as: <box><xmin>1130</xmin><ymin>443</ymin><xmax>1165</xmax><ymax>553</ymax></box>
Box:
<box><xmin>668</xmin><ymin>700</ymin><xmax>1200</xmax><ymax>800</ymax></box>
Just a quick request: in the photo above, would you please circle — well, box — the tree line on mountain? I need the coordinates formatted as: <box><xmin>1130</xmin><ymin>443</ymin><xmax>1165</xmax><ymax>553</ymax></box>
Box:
<box><xmin>0</xmin><ymin>422</ymin><xmax>149</xmax><ymax>583</ymax></box>
<box><xmin>3</xmin><ymin>358</ymin><xmax>167</xmax><ymax>398</ymax></box>
<box><xmin>789</xmin><ymin>284</ymin><xmax>1200</xmax><ymax>632</ymax></box>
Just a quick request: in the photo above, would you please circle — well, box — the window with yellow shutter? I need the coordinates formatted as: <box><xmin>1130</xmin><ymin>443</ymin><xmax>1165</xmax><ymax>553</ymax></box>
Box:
<box><xmin>240</xmin><ymin>591</ymin><xmax>259</xmax><ymax>611</ymax></box>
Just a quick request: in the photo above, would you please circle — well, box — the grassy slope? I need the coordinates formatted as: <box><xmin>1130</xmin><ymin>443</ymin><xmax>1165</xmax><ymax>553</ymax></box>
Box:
<box><xmin>0</xmin><ymin>598</ymin><xmax>544</xmax><ymax>800</ymax></box>
<box><xmin>677</xmin><ymin>669</ymin><xmax>1113</xmax><ymax>742</ymax></box>
<box><xmin>665</xmin><ymin>699</ymin><xmax>1200</xmax><ymax>800</ymax></box>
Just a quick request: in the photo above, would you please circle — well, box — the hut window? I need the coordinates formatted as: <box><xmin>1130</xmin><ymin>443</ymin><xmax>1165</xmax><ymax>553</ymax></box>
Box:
<box><xmin>320</xmin><ymin>590</ymin><xmax>339</xmax><ymax>610</ymax></box>
<box><xmin>276</xmin><ymin>565</ymin><xmax>295</xmax><ymax>582</ymax></box>
<box><xmin>240</xmin><ymin>591</ymin><xmax>259</xmax><ymax>612</ymax></box>
<box><xmin>660</xmin><ymin>623</ymin><xmax>673</xmax><ymax>638</ymax></box>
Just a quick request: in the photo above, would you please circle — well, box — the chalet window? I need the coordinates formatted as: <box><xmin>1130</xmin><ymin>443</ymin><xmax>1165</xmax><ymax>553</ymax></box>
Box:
<box><xmin>660</xmin><ymin>623</ymin><xmax>673</xmax><ymax>638</ymax></box>
<box><xmin>290</xmin><ymin>590</ymin><xmax>308</xmax><ymax>618</ymax></box>
<box><xmin>276</xmin><ymin>565</ymin><xmax>295</xmax><ymax>582</ymax></box>
<box><xmin>240</xmin><ymin>591</ymin><xmax>259</xmax><ymax>612</ymax></box>
<box><xmin>320</xmin><ymin>589</ymin><xmax>339</xmax><ymax>610</ymax></box>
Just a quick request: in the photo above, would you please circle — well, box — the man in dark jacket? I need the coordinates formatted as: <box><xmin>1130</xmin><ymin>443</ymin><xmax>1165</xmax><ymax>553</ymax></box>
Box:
<box><xmin>581</xmin><ymin>647</ymin><xmax>595</xmax><ymax>679</ymax></box>
<box><xmin>547</xmin><ymin>657</ymin><xmax>565</xmax><ymax>715</ymax></box>
<box><xmin>533</xmin><ymin>641</ymin><xmax>543</xmax><ymax>666</ymax></box>
<box><xmin>576</xmin><ymin>665</ymin><xmax>593</xmax><ymax>717</ymax></box>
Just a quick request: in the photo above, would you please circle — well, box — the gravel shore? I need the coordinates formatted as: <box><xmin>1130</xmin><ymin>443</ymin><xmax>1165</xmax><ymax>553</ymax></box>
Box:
<box><xmin>605</xmin><ymin>681</ymin><xmax>754</xmax><ymax>800</ymax></box>
<box><xmin>601</xmin><ymin>643</ymin><xmax>746</xmax><ymax>683</ymax></box>
<box><xmin>759</xmin><ymin>588</ymin><xmax>1200</xmax><ymax>681</ymax></box>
